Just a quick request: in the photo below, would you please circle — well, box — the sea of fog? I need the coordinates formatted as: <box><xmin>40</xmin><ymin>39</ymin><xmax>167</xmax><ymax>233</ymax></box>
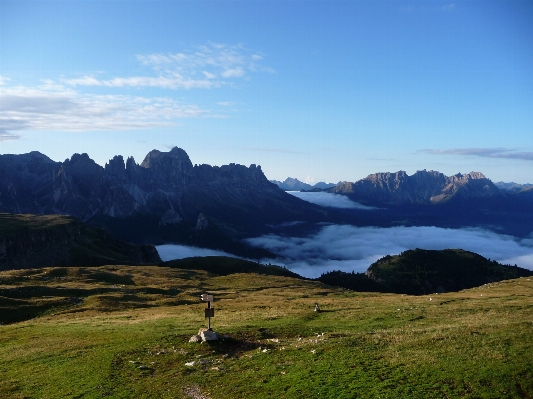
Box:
<box><xmin>286</xmin><ymin>191</ymin><xmax>376</xmax><ymax>209</ymax></box>
<box><xmin>156</xmin><ymin>192</ymin><xmax>533</xmax><ymax>278</ymax></box>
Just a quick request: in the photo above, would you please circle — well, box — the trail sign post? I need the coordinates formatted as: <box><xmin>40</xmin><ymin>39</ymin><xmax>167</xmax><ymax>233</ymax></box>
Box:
<box><xmin>200</xmin><ymin>293</ymin><xmax>214</xmax><ymax>330</ymax></box>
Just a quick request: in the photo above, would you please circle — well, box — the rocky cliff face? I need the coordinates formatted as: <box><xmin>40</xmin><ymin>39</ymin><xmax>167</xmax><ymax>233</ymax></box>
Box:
<box><xmin>0</xmin><ymin>148</ymin><xmax>279</xmax><ymax>220</ymax></box>
<box><xmin>329</xmin><ymin>170</ymin><xmax>502</xmax><ymax>205</ymax></box>
<box><xmin>0</xmin><ymin>148</ymin><xmax>323</xmax><ymax>247</ymax></box>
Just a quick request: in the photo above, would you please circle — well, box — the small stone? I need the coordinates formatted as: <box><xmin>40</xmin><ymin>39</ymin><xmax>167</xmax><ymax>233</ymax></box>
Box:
<box><xmin>139</xmin><ymin>365</ymin><xmax>148</xmax><ymax>370</ymax></box>
<box><xmin>185</xmin><ymin>361</ymin><xmax>196</xmax><ymax>367</ymax></box>
<box><xmin>189</xmin><ymin>335</ymin><xmax>202</xmax><ymax>343</ymax></box>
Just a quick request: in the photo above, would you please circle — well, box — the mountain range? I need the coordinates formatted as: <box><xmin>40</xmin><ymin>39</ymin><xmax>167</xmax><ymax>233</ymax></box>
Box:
<box><xmin>0</xmin><ymin>148</ymin><xmax>332</xmax><ymax>255</ymax></box>
<box><xmin>270</xmin><ymin>177</ymin><xmax>337</xmax><ymax>191</ymax></box>
<box><xmin>1</xmin><ymin>148</ymin><xmax>532</xmax><ymax>257</ymax></box>
<box><xmin>328</xmin><ymin>170</ymin><xmax>502</xmax><ymax>205</ymax></box>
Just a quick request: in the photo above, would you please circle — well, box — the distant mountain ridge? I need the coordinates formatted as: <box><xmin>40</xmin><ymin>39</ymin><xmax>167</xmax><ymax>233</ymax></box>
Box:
<box><xmin>494</xmin><ymin>181</ymin><xmax>533</xmax><ymax>193</ymax></box>
<box><xmin>270</xmin><ymin>177</ymin><xmax>337</xmax><ymax>191</ymax></box>
<box><xmin>328</xmin><ymin>170</ymin><xmax>503</xmax><ymax>205</ymax></box>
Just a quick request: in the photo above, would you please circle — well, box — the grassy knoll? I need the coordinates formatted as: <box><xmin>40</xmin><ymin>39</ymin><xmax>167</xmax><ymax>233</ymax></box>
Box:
<box><xmin>1</xmin><ymin>264</ymin><xmax>533</xmax><ymax>398</ymax></box>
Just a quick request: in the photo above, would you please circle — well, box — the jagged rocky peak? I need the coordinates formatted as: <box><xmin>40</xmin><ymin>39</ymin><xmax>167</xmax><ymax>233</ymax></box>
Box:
<box><xmin>62</xmin><ymin>153</ymin><xmax>103</xmax><ymax>178</ymax></box>
<box><xmin>330</xmin><ymin>169</ymin><xmax>501</xmax><ymax>204</ymax></box>
<box><xmin>192</xmin><ymin>162</ymin><xmax>270</xmax><ymax>186</ymax></box>
<box><xmin>105</xmin><ymin>155</ymin><xmax>130</xmax><ymax>184</ymax></box>
<box><xmin>25</xmin><ymin>151</ymin><xmax>56</xmax><ymax>164</ymax></box>
<box><xmin>449</xmin><ymin>171</ymin><xmax>486</xmax><ymax>182</ymax></box>
<box><xmin>105</xmin><ymin>155</ymin><xmax>125</xmax><ymax>172</ymax></box>
<box><xmin>136</xmin><ymin>147</ymin><xmax>194</xmax><ymax>187</ymax></box>
<box><xmin>140</xmin><ymin>147</ymin><xmax>193</xmax><ymax>170</ymax></box>
<box><xmin>219</xmin><ymin>163</ymin><xmax>266</xmax><ymax>181</ymax></box>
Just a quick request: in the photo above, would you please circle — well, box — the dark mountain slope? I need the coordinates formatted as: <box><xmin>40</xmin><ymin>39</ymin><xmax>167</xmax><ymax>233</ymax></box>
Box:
<box><xmin>161</xmin><ymin>256</ymin><xmax>302</xmax><ymax>278</ymax></box>
<box><xmin>0</xmin><ymin>149</ymin><xmax>333</xmax><ymax>253</ymax></box>
<box><xmin>318</xmin><ymin>249</ymin><xmax>532</xmax><ymax>295</ymax></box>
<box><xmin>0</xmin><ymin>213</ymin><xmax>160</xmax><ymax>271</ymax></box>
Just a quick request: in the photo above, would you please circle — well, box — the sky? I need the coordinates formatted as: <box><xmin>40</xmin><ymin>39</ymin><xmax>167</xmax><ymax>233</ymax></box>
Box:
<box><xmin>1</xmin><ymin>0</ymin><xmax>532</xmax><ymax>184</ymax></box>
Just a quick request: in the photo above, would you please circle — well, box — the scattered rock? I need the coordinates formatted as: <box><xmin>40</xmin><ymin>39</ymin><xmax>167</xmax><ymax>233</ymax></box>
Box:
<box><xmin>189</xmin><ymin>335</ymin><xmax>202</xmax><ymax>343</ymax></box>
<box><xmin>183</xmin><ymin>385</ymin><xmax>212</xmax><ymax>399</ymax></box>
<box><xmin>200</xmin><ymin>330</ymin><xmax>219</xmax><ymax>341</ymax></box>
<box><xmin>185</xmin><ymin>361</ymin><xmax>196</xmax><ymax>367</ymax></box>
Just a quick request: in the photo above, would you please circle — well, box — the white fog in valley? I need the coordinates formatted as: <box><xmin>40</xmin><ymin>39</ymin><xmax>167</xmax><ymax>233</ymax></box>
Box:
<box><xmin>156</xmin><ymin>244</ymin><xmax>235</xmax><ymax>261</ymax></box>
<box><xmin>247</xmin><ymin>225</ymin><xmax>533</xmax><ymax>278</ymax></box>
<box><xmin>286</xmin><ymin>191</ymin><xmax>376</xmax><ymax>209</ymax></box>
<box><xmin>157</xmin><ymin>226</ymin><xmax>533</xmax><ymax>279</ymax></box>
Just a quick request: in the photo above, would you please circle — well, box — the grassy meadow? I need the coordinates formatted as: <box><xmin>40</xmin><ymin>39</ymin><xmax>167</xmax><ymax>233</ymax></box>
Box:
<box><xmin>1</xmin><ymin>263</ymin><xmax>532</xmax><ymax>398</ymax></box>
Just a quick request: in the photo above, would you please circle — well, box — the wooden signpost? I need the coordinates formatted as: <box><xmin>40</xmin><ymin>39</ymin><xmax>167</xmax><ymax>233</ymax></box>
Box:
<box><xmin>201</xmin><ymin>293</ymin><xmax>214</xmax><ymax>330</ymax></box>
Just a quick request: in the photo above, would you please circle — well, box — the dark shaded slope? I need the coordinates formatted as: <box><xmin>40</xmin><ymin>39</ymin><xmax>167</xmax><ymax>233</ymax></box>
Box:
<box><xmin>161</xmin><ymin>256</ymin><xmax>302</xmax><ymax>278</ymax></box>
<box><xmin>365</xmin><ymin>249</ymin><xmax>532</xmax><ymax>295</ymax></box>
<box><xmin>0</xmin><ymin>149</ymin><xmax>335</xmax><ymax>254</ymax></box>
<box><xmin>0</xmin><ymin>213</ymin><xmax>160</xmax><ymax>271</ymax></box>
<box><xmin>318</xmin><ymin>249</ymin><xmax>532</xmax><ymax>295</ymax></box>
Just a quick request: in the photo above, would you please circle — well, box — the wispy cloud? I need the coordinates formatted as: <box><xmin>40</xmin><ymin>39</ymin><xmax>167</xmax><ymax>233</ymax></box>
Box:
<box><xmin>65</xmin><ymin>75</ymin><xmax>218</xmax><ymax>90</ymax></box>
<box><xmin>442</xmin><ymin>3</ymin><xmax>455</xmax><ymax>11</ymax></box>
<box><xmin>0</xmin><ymin>85</ymin><xmax>207</xmax><ymax>134</ymax></box>
<box><xmin>65</xmin><ymin>43</ymin><xmax>273</xmax><ymax>90</ymax></box>
<box><xmin>287</xmin><ymin>191</ymin><xmax>376</xmax><ymax>210</ymax></box>
<box><xmin>246</xmin><ymin>225</ymin><xmax>533</xmax><ymax>278</ymax></box>
<box><xmin>217</xmin><ymin>101</ymin><xmax>238</xmax><ymax>107</ymax></box>
<box><xmin>0</xmin><ymin>133</ymin><xmax>20</xmax><ymax>141</ymax></box>
<box><xmin>420</xmin><ymin>147</ymin><xmax>533</xmax><ymax>161</ymax></box>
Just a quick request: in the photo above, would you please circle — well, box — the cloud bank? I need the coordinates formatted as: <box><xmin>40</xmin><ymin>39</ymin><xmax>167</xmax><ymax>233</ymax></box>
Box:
<box><xmin>287</xmin><ymin>191</ymin><xmax>375</xmax><ymax>210</ymax></box>
<box><xmin>420</xmin><ymin>147</ymin><xmax>533</xmax><ymax>161</ymax></box>
<box><xmin>0</xmin><ymin>85</ymin><xmax>206</xmax><ymax>134</ymax></box>
<box><xmin>246</xmin><ymin>225</ymin><xmax>533</xmax><ymax>278</ymax></box>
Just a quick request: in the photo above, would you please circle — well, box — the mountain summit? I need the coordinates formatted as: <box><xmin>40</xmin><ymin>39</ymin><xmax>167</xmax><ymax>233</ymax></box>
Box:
<box><xmin>329</xmin><ymin>170</ymin><xmax>502</xmax><ymax>205</ymax></box>
<box><xmin>0</xmin><ymin>148</ymin><xmax>327</xmax><ymax>251</ymax></box>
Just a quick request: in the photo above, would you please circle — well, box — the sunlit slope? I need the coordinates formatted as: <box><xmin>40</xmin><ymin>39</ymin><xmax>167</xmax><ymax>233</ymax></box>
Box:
<box><xmin>1</xmin><ymin>264</ymin><xmax>532</xmax><ymax>398</ymax></box>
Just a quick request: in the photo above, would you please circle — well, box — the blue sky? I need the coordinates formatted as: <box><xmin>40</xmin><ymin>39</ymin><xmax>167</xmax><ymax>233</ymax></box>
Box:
<box><xmin>1</xmin><ymin>1</ymin><xmax>532</xmax><ymax>183</ymax></box>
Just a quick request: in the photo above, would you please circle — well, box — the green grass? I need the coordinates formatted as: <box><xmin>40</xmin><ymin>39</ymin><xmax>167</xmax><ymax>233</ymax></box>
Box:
<box><xmin>0</xmin><ymin>213</ymin><xmax>73</xmax><ymax>236</ymax></box>
<box><xmin>1</xmin><ymin>265</ymin><xmax>533</xmax><ymax>398</ymax></box>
